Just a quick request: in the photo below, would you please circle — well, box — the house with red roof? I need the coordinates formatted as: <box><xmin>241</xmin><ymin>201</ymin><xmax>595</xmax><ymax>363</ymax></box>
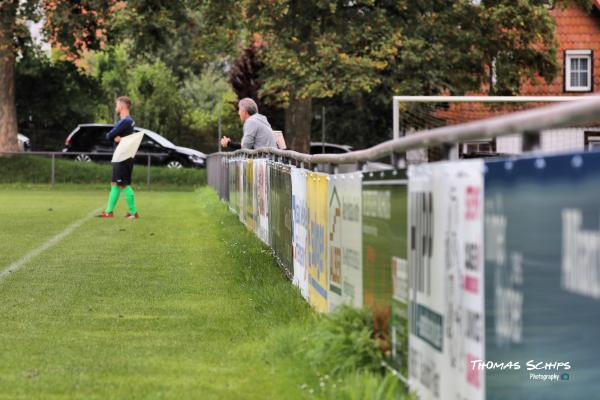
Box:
<box><xmin>432</xmin><ymin>2</ymin><xmax>600</xmax><ymax>158</ymax></box>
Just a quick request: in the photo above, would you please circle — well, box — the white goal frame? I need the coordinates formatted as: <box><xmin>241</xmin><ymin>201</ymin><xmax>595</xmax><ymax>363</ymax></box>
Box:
<box><xmin>392</xmin><ymin>96</ymin><xmax>584</xmax><ymax>140</ymax></box>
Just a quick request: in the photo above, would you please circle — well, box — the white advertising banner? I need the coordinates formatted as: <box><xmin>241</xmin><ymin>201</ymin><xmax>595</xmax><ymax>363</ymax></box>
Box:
<box><xmin>408</xmin><ymin>160</ymin><xmax>485</xmax><ymax>400</ymax></box>
<box><xmin>328</xmin><ymin>172</ymin><xmax>363</xmax><ymax>311</ymax></box>
<box><xmin>291</xmin><ymin>168</ymin><xmax>309</xmax><ymax>300</ymax></box>
<box><xmin>254</xmin><ymin>159</ymin><xmax>270</xmax><ymax>245</ymax></box>
<box><xmin>238</xmin><ymin>160</ymin><xmax>245</xmax><ymax>224</ymax></box>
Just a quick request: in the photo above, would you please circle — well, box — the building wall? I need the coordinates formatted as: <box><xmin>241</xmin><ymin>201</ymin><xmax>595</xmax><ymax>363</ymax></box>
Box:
<box><xmin>521</xmin><ymin>6</ymin><xmax>600</xmax><ymax>96</ymax></box>
<box><xmin>403</xmin><ymin>5</ymin><xmax>600</xmax><ymax>160</ymax></box>
<box><xmin>496</xmin><ymin>128</ymin><xmax>600</xmax><ymax>155</ymax></box>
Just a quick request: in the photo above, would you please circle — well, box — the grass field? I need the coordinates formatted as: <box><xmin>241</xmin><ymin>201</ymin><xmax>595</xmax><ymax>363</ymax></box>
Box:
<box><xmin>0</xmin><ymin>186</ymin><xmax>317</xmax><ymax>399</ymax></box>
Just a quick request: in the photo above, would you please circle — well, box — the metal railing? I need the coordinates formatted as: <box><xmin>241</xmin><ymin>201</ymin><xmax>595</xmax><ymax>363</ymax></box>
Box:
<box><xmin>208</xmin><ymin>95</ymin><xmax>600</xmax><ymax>194</ymax></box>
<box><xmin>214</xmin><ymin>95</ymin><xmax>600</xmax><ymax>163</ymax></box>
<box><xmin>0</xmin><ymin>151</ymin><xmax>178</xmax><ymax>188</ymax></box>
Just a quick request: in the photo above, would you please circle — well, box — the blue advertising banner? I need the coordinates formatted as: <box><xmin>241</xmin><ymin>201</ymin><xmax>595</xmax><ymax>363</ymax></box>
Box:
<box><xmin>484</xmin><ymin>152</ymin><xmax>600</xmax><ymax>399</ymax></box>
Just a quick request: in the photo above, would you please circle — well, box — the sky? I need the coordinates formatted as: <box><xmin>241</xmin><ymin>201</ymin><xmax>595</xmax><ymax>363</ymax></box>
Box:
<box><xmin>27</xmin><ymin>18</ymin><xmax>51</xmax><ymax>53</ymax></box>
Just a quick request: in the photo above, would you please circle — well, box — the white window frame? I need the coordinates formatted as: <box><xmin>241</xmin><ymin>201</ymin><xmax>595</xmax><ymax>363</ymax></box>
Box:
<box><xmin>565</xmin><ymin>50</ymin><xmax>592</xmax><ymax>92</ymax></box>
<box><xmin>585</xmin><ymin>132</ymin><xmax>600</xmax><ymax>151</ymax></box>
<box><xmin>461</xmin><ymin>139</ymin><xmax>495</xmax><ymax>155</ymax></box>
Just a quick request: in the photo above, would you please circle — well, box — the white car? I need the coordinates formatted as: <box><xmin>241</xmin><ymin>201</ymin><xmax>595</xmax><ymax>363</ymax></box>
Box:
<box><xmin>18</xmin><ymin>134</ymin><xmax>30</xmax><ymax>152</ymax></box>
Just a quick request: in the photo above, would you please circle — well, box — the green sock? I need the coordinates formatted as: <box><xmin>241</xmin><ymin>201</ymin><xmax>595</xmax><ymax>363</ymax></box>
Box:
<box><xmin>123</xmin><ymin>186</ymin><xmax>137</xmax><ymax>214</ymax></box>
<box><xmin>105</xmin><ymin>185</ymin><xmax>121</xmax><ymax>213</ymax></box>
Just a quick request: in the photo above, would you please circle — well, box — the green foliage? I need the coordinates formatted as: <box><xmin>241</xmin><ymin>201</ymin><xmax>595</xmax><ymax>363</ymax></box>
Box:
<box><xmin>0</xmin><ymin>155</ymin><xmax>206</xmax><ymax>189</ymax></box>
<box><xmin>182</xmin><ymin>66</ymin><xmax>241</xmax><ymax>138</ymax></box>
<box><xmin>15</xmin><ymin>45</ymin><xmax>102</xmax><ymax>150</ymax></box>
<box><xmin>110</xmin><ymin>1</ymin><xmax>241</xmax><ymax>79</ymax></box>
<box><xmin>244</xmin><ymin>0</ymin><xmax>404</xmax><ymax>102</ymax></box>
<box><xmin>88</xmin><ymin>44</ymin><xmax>239</xmax><ymax>151</ymax></box>
<box><xmin>312</xmin><ymin>92</ymin><xmax>393</xmax><ymax>149</ymax></box>
<box><xmin>92</xmin><ymin>44</ymin><xmax>186</xmax><ymax>137</ymax></box>
<box><xmin>227</xmin><ymin>0</ymin><xmax>569</xmax><ymax>102</ymax></box>
<box><xmin>92</xmin><ymin>44</ymin><xmax>130</xmax><ymax>121</ymax></box>
<box><xmin>306</xmin><ymin>306</ymin><xmax>383</xmax><ymax>377</ymax></box>
<box><xmin>263</xmin><ymin>304</ymin><xmax>410</xmax><ymax>399</ymax></box>
<box><xmin>318</xmin><ymin>371</ymin><xmax>414</xmax><ymax>400</ymax></box>
<box><xmin>127</xmin><ymin>60</ymin><xmax>187</xmax><ymax>138</ymax></box>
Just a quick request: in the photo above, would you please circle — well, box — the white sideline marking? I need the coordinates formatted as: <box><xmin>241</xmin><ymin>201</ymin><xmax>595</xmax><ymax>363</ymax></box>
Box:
<box><xmin>0</xmin><ymin>207</ymin><xmax>103</xmax><ymax>282</ymax></box>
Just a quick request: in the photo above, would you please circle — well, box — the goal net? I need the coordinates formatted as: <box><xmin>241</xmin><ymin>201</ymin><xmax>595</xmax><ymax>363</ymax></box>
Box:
<box><xmin>392</xmin><ymin>96</ymin><xmax>599</xmax><ymax>163</ymax></box>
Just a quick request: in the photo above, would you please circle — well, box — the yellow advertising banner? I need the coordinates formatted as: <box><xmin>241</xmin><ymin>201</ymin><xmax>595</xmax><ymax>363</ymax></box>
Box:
<box><xmin>307</xmin><ymin>172</ymin><xmax>329</xmax><ymax>313</ymax></box>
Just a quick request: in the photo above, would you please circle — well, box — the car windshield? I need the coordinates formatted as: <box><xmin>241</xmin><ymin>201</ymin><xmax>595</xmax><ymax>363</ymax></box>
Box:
<box><xmin>135</xmin><ymin>128</ymin><xmax>176</xmax><ymax>148</ymax></box>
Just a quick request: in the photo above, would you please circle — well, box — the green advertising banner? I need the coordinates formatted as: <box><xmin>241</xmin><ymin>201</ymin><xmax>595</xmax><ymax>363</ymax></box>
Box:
<box><xmin>228</xmin><ymin>159</ymin><xmax>240</xmax><ymax>216</ymax></box>
<box><xmin>361</xmin><ymin>169</ymin><xmax>408</xmax><ymax>376</ymax></box>
<box><xmin>268</xmin><ymin>162</ymin><xmax>293</xmax><ymax>278</ymax></box>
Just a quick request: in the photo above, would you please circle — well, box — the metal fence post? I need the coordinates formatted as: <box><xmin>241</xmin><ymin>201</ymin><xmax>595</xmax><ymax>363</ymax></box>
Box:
<box><xmin>147</xmin><ymin>155</ymin><xmax>151</xmax><ymax>189</ymax></box>
<box><xmin>51</xmin><ymin>153</ymin><xmax>55</xmax><ymax>188</ymax></box>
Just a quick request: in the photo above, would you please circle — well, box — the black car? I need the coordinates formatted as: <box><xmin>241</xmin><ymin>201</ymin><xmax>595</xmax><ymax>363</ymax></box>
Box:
<box><xmin>62</xmin><ymin>124</ymin><xmax>206</xmax><ymax>168</ymax></box>
<box><xmin>310</xmin><ymin>141</ymin><xmax>392</xmax><ymax>171</ymax></box>
<box><xmin>310</xmin><ymin>142</ymin><xmax>353</xmax><ymax>155</ymax></box>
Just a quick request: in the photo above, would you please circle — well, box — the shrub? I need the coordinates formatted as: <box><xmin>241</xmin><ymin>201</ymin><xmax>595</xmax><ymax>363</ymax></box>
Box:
<box><xmin>306</xmin><ymin>306</ymin><xmax>383</xmax><ymax>377</ymax></box>
<box><xmin>318</xmin><ymin>371</ymin><xmax>413</xmax><ymax>400</ymax></box>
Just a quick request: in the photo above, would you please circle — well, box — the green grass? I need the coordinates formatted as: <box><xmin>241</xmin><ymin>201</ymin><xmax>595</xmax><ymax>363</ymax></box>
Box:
<box><xmin>0</xmin><ymin>186</ymin><xmax>409</xmax><ymax>400</ymax></box>
<box><xmin>0</xmin><ymin>155</ymin><xmax>206</xmax><ymax>190</ymax></box>
<box><xmin>0</xmin><ymin>187</ymin><xmax>316</xmax><ymax>399</ymax></box>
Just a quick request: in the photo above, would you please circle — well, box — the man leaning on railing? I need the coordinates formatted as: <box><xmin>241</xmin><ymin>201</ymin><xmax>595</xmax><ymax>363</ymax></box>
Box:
<box><xmin>220</xmin><ymin>98</ymin><xmax>277</xmax><ymax>151</ymax></box>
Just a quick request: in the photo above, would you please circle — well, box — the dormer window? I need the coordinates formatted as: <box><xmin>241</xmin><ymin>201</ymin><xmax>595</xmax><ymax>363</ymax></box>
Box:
<box><xmin>565</xmin><ymin>50</ymin><xmax>592</xmax><ymax>92</ymax></box>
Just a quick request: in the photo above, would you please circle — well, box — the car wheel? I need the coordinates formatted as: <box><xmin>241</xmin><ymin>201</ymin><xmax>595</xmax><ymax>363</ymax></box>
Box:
<box><xmin>75</xmin><ymin>154</ymin><xmax>92</xmax><ymax>162</ymax></box>
<box><xmin>167</xmin><ymin>160</ymin><xmax>183</xmax><ymax>169</ymax></box>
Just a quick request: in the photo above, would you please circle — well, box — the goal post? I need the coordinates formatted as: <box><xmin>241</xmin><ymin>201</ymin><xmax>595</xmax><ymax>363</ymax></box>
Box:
<box><xmin>392</xmin><ymin>95</ymin><xmax>596</xmax><ymax>162</ymax></box>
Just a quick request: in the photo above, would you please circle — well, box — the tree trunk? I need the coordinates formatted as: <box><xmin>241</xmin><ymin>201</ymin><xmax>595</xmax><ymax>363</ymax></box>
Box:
<box><xmin>285</xmin><ymin>94</ymin><xmax>312</xmax><ymax>154</ymax></box>
<box><xmin>0</xmin><ymin>3</ymin><xmax>18</xmax><ymax>153</ymax></box>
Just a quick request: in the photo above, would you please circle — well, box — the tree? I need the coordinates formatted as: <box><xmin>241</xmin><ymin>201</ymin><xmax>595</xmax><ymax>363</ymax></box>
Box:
<box><xmin>209</xmin><ymin>0</ymin><xmax>591</xmax><ymax>152</ymax></box>
<box><xmin>183</xmin><ymin>66</ymin><xmax>240</xmax><ymax>145</ymax></box>
<box><xmin>243</xmin><ymin>1</ymin><xmax>404</xmax><ymax>152</ymax></box>
<box><xmin>229</xmin><ymin>44</ymin><xmax>263</xmax><ymax>103</ymax></box>
<box><xmin>110</xmin><ymin>0</ymin><xmax>243</xmax><ymax>80</ymax></box>
<box><xmin>16</xmin><ymin>45</ymin><xmax>102</xmax><ymax>150</ymax></box>
<box><xmin>0</xmin><ymin>0</ymin><xmax>117</xmax><ymax>152</ymax></box>
<box><xmin>127</xmin><ymin>60</ymin><xmax>188</xmax><ymax>138</ymax></box>
<box><xmin>0</xmin><ymin>1</ymin><xmax>30</xmax><ymax>152</ymax></box>
<box><xmin>228</xmin><ymin>40</ymin><xmax>285</xmax><ymax>133</ymax></box>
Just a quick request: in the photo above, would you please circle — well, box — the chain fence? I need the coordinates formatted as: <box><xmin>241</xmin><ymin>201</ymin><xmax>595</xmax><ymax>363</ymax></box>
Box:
<box><xmin>0</xmin><ymin>151</ymin><xmax>206</xmax><ymax>189</ymax></box>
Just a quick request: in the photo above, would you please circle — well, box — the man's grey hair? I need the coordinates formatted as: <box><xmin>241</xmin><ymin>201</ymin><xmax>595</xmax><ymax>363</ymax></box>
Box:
<box><xmin>239</xmin><ymin>98</ymin><xmax>258</xmax><ymax>115</ymax></box>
